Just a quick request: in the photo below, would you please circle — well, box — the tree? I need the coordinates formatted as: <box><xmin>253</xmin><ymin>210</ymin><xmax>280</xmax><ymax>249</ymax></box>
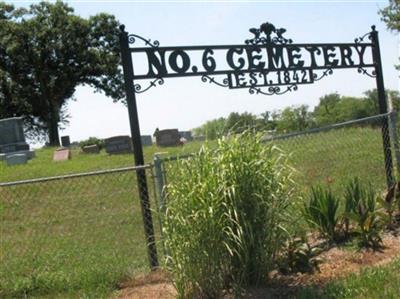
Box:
<box><xmin>0</xmin><ymin>1</ymin><xmax>124</xmax><ymax>145</ymax></box>
<box><xmin>225</xmin><ymin>112</ymin><xmax>258</xmax><ymax>134</ymax></box>
<box><xmin>275</xmin><ymin>105</ymin><xmax>314</xmax><ymax>133</ymax></box>
<box><xmin>313</xmin><ymin>89</ymin><xmax>400</xmax><ymax>127</ymax></box>
<box><xmin>314</xmin><ymin>93</ymin><xmax>371</xmax><ymax>126</ymax></box>
<box><xmin>380</xmin><ymin>0</ymin><xmax>400</xmax><ymax>69</ymax></box>
<box><xmin>192</xmin><ymin>117</ymin><xmax>227</xmax><ymax>140</ymax></box>
<box><xmin>380</xmin><ymin>0</ymin><xmax>400</xmax><ymax>32</ymax></box>
<box><xmin>363</xmin><ymin>89</ymin><xmax>400</xmax><ymax>114</ymax></box>
<box><xmin>313</xmin><ymin>93</ymin><xmax>341</xmax><ymax>126</ymax></box>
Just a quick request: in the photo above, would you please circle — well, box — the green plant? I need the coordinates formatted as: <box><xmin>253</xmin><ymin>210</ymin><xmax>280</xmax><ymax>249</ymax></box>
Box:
<box><xmin>163</xmin><ymin>132</ymin><xmax>295</xmax><ymax>298</ymax></box>
<box><xmin>297</xmin><ymin>258</ymin><xmax>400</xmax><ymax>298</ymax></box>
<box><xmin>342</xmin><ymin>178</ymin><xmax>384</xmax><ymax>249</ymax></box>
<box><xmin>278</xmin><ymin>235</ymin><xmax>321</xmax><ymax>275</ymax></box>
<box><xmin>379</xmin><ymin>181</ymin><xmax>400</xmax><ymax>229</ymax></box>
<box><xmin>343</xmin><ymin>177</ymin><xmax>364</xmax><ymax>237</ymax></box>
<box><xmin>303</xmin><ymin>186</ymin><xmax>340</xmax><ymax>242</ymax></box>
<box><xmin>346</xmin><ymin>181</ymin><xmax>384</xmax><ymax>249</ymax></box>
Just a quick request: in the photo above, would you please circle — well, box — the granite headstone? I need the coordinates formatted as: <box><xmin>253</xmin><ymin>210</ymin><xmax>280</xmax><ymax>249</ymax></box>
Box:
<box><xmin>61</xmin><ymin>136</ymin><xmax>71</xmax><ymax>147</ymax></box>
<box><xmin>82</xmin><ymin>144</ymin><xmax>100</xmax><ymax>154</ymax></box>
<box><xmin>0</xmin><ymin>117</ymin><xmax>34</xmax><ymax>163</ymax></box>
<box><xmin>104</xmin><ymin>135</ymin><xmax>133</xmax><ymax>154</ymax></box>
<box><xmin>141</xmin><ymin>135</ymin><xmax>153</xmax><ymax>146</ymax></box>
<box><xmin>6</xmin><ymin>153</ymin><xmax>28</xmax><ymax>166</ymax></box>
<box><xmin>0</xmin><ymin>117</ymin><xmax>28</xmax><ymax>152</ymax></box>
<box><xmin>179</xmin><ymin>131</ymin><xmax>193</xmax><ymax>141</ymax></box>
<box><xmin>53</xmin><ymin>148</ymin><xmax>71</xmax><ymax>161</ymax></box>
<box><xmin>154</xmin><ymin>129</ymin><xmax>181</xmax><ymax>147</ymax></box>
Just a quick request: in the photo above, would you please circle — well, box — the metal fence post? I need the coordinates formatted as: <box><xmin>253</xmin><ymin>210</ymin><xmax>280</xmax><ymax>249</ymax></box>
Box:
<box><xmin>153</xmin><ymin>153</ymin><xmax>168</xmax><ymax>257</ymax></box>
<box><xmin>119</xmin><ymin>25</ymin><xmax>158</xmax><ymax>268</ymax></box>
<box><xmin>153</xmin><ymin>154</ymin><xmax>166</xmax><ymax>215</ymax></box>
<box><xmin>388</xmin><ymin>94</ymin><xmax>400</xmax><ymax>177</ymax></box>
<box><xmin>370</xmin><ymin>25</ymin><xmax>394</xmax><ymax>188</ymax></box>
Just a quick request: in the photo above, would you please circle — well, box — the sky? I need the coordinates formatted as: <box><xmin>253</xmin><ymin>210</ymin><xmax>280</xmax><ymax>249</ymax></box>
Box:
<box><xmin>11</xmin><ymin>0</ymin><xmax>400</xmax><ymax>144</ymax></box>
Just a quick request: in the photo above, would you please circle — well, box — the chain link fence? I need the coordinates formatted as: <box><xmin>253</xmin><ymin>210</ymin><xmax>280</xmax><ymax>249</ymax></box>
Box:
<box><xmin>1</xmin><ymin>112</ymin><xmax>399</xmax><ymax>297</ymax></box>
<box><xmin>155</xmin><ymin>112</ymin><xmax>400</xmax><ymax>205</ymax></box>
<box><xmin>0</xmin><ymin>165</ymin><xmax>162</xmax><ymax>297</ymax></box>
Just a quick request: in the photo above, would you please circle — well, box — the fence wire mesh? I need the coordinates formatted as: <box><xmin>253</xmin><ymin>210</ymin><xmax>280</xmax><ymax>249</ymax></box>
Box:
<box><xmin>157</xmin><ymin>113</ymin><xmax>399</xmax><ymax>202</ymax></box>
<box><xmin>1</xmin><ymin>112</ymin><xmax>399</xmax><ymax>297</ymax></box>
<box><xmin>0</xmin><ymin>166</ymin><xmax>162</xmax><ymax>297</ymax></box>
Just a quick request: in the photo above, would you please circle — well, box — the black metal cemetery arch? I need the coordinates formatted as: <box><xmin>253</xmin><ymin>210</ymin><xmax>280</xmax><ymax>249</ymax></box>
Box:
<box><xmin>118</xmin><ymin>22</ymin><xmax>393</xmax><ymax>269</ymax></box>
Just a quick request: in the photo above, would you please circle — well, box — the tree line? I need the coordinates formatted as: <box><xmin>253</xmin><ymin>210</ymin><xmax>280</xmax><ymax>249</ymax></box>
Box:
<box><xmin>192</xmin><ymin>89</ymin><xmax>400</xmax><ymax>139</ymax></box>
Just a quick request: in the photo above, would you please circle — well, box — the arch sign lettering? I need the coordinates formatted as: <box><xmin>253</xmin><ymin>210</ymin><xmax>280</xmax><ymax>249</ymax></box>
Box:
<box><xmin>118</xmin><ymin>22</ymin><xmax>393</xmax><ymax>268</ymax></box>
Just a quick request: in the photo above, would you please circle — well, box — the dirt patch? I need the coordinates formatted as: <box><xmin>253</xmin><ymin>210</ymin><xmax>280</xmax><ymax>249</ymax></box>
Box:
<box><xmin>115</xmin><ymin>270</ymin><xmax>176</xmax><ymax>299</ymax></box>
<box><xmin>114</xmin><ymin>233</ymin><xmax>400</xmax><ymax>299</ymax></box>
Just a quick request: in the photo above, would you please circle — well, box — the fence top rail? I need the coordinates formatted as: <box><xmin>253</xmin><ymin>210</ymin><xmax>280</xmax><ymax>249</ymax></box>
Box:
<box><xmin>154</xmin><ymin>153</ymin><xmax>194</xmax><ymax>163</ymax></box>
<box><xmin>0</xmin><ymin>164</ymin><xmax>152</xmax><ymax>187</ymax></box>
<box><xmin>154</xmin><ymin>112</ymin><xmax>393</xmax><ymax>164</ymax></box>
<box><xmin>264</xmin><ymin>111</ymin><xmax>393</xmax><ymax>142</ymax></box>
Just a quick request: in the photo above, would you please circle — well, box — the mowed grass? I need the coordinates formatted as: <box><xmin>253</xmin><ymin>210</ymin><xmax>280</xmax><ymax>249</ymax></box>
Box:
<box><xmin>0</xmin><ymin>141</ymin><xmax>205</xmax><ymax>182</ymax></box>
<box><xmin>0</xmin><ymin>142</ymin><xmax>202</xmax><ymax>298</ymax></box>
<box><xmin>296</xmin><ymin>258</ymin><xmax>400</xmax><ymax>298</ymax></box>
<box><xmin>276</xmin><ymin>127</ymin><xmax>388</xmax><ymax>193</ymax></box>
<box><xmin>1</xmin><ymin>170</ymin><xmax>151</xmax><ymax>298</ymax></box>
<box><xmin>0</xmin><ymin>127</ymin><xmax>395</xmax><ymax>298</ymax></box>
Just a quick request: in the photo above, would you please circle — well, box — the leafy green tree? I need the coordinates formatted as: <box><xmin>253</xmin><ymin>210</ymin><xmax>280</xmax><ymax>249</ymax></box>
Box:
<box><xmin>260</xmin><ymin>111</ymin><xmax>277</xmax><ymax>131</ymax></box>
<box><xmin>380</xmin><ymin>0</ymin><xmax>400</xmax><ymax>32</ymax></box>
<box><xmin>193</xmin><ymin>112</ymin><xmax>265</xmax><ymax>140</ymax></box>
<box><xmin>225</xmin><ymin>112</ymin><xmax>258</xmax><ymax>134</ymax></box>
<box><xmin>0</xmin><ymin>1</ymin><xmax>124</xmax><ymax>145</ymax></box>
<box><xmin>313</xmin><ymin>93</ymin><xmax>363</xmax><ymax>126</ymax></box>
<box><xmin>363</xmin><ymin>89</ymin><xmax>400</xmax><ymax>114</ymax></box>
<box><xmin>192</xmin><ymin>117</ymin><xmax>227</xmax><ymax>140</ymax></box>
<box><xmin>312</xmin><ymin>93</ymin><xmax>341</xmax><ymax>126</ymax></box>
<box><xmin>275</xmin><ymin>105</ymin><xmax>314</xmax><ymax>133</ymax></box>
<box><xmin>313</xmin><ymin>89</ymin><xmax>400</xmax><ymax>127</ymax></box>
<box><xmin>380</xmin><ymin>0</ymin><xmax>400</xmax><ymax>69</ymax></box>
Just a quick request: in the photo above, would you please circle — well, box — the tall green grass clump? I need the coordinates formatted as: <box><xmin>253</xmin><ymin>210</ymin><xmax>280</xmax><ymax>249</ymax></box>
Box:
<box><xmin>303</xmin><ymin>186</ymin><xmax>340</xmax><ymax>242</ymax></box>
<box><xmin>162</xmin><ymin>132</ymin><xmax>295</xmax><ymax>298</ymax></box>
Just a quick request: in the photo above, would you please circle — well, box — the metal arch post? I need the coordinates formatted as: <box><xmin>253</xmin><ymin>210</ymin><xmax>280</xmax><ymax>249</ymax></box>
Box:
<box><xmin>370</xmin><ymin>26</ymin><xmax>394</xmax><ymax>188</ymax></box>
<box><xmin>119</xmin><ymin>25</ymin><xmax>159</xmax><ymax>269</ymax></box>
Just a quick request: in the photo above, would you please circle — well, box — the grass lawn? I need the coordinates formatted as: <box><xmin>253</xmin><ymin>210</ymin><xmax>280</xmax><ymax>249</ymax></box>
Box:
<box><xmin>296</xmin><ymin>258</ymin><xmax>400</xmax><ymax>298</ymax></box>
<box><xmin>0</xmin><ymin>127</ymin><xmax>396</xmax><ymax>298</ymax></box>
<box><xmin>0</xmin><ymin>143</ymin><xmax>201</xmax><ymax>298</ymax></box>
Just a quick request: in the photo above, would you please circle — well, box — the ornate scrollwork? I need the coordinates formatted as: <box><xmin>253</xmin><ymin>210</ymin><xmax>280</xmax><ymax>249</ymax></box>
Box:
<box><xmin>354</xmin><ymin>31</ymin><xmax>372</xmax><ymax>44</ymax></box>
<box><xmin>201</xmin><ymin>75</ymin><xmax>229</xmax><ymax>87</ymax></box>
<box><xmin>245</xmin><ymin>22</ymin><xmax>292</xmax><ymax>45</ymax></box>
<box><xmin>249</xmin><ymin>84</ymin><xmax>298</xmax><ymax>96</ymax></box>
<box><xmin>357</xmin><ymin>67</ymin><xmax>376</xmax><ymax>78</ymax></box>
<box><xmin>313</xmin><ymin>68</ymin><xmax>333</xmax><ymax>81</ymax></box>
<box><xmin>128</xmin><ymin>34</ymin><xmax>160</xmax><ymax>48</ymax></box>
<box><xmin>134</xmin><ymin>78</ymin><xmax>164</xmax><ymax>93</ymax></box>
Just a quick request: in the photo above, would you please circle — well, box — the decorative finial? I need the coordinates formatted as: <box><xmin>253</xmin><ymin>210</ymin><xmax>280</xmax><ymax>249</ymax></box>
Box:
<box><xmin>245</xmin><ymin>22</ymin><xmax>292</xmax><ymax>45</ymax></box>
<box><xmin>371</xmin><ymin>25</ymin><xmax>376</xmax><ymax>32</ymax></box>
<box><xmin>119</xmin><ymin>24</ymin><xmax>126</xmax><ymax>32</ymax></box>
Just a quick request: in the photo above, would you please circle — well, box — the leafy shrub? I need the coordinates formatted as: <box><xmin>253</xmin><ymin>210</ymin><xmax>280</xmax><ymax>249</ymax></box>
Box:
<box><xmin>303</xmin><ymin>186</ymin><xmax>340</xmax><ymax>242</ymax></box>
<box><xmin>345</xmin><ymin>181</ymin><xmax>384</xmax><ymax>249</ymax></box>
<box><xmin>79</xmin><ymin>137</ymin><xmax>104</xmax><ymax>150</ymax></box>
<box><xmin>278</xmin><ymin>235</ymin><xmax>321</xmax><ymax>275</ymax></box>
<box><xmin>163</xmin><ymin>132</ymin><xmax>295</xmax><ymax>298</ymax></box>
